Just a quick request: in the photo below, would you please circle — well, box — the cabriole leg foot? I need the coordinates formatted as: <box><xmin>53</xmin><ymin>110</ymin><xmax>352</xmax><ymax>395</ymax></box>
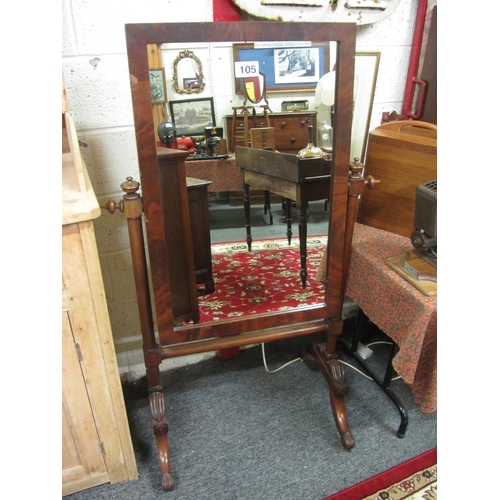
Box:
<box><xmin>150</xmin><ymin>390</ymin><xmax>173</xmax><ymax>491</ymax></box>
<box><xmin>311</xmin><ymin>341</ymin><xmax>355</xmax><ymax>451</ymax></box>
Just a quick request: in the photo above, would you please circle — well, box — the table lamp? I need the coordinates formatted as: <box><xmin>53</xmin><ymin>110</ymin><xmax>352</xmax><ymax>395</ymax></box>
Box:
<box><xmin>313</xmin><ymin>70</ymin><xmax>335</xmax><ymax>149</ymax></box>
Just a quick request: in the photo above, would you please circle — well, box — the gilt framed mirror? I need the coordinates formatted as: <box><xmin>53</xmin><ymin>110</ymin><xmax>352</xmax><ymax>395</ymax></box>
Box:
<box><xmin>125</xmin><ymin>21</ymin><xmax>355</xmax><ymax>353</ymax></box>
<box><xmin>172</xmin><ymin>48</ymin><xmax>205</xmax><ymax>94</ymax></box>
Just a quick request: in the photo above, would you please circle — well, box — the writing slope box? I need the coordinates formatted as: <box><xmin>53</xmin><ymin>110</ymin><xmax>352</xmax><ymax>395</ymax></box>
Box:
<box><xmin>281</xmin><ymin>100</ymin><xmax>309</xmax><ymax>112</ymax></box>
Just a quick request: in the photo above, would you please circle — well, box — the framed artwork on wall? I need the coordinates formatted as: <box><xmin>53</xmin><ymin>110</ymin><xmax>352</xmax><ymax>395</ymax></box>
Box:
<box><xmin>233</xmin><ymin>42</ymin><xmax>330</xmax><ymax>94</ymax></box>
<box><xmin>169</xmin><ymin>97</ymin><xmax>216</xmax><ymax>137</ymax></box>
<box><xmin>149</xmin><ymin>68</ymin><xmax>167</xmax><ymax>103</ymax></box>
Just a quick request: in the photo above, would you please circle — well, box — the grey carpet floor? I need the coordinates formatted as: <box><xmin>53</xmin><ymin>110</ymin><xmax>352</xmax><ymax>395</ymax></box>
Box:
<box><xmin>208</xmin><ymin>198</ymin><xmax>331</xmax><ymax>243</ymax></box>
<box><xmin>67</xmin><ymin>333</ymin><xmax>437</xmax><ymax>500</ymax></box>
<box><xmin>67</xmin><ymin>198</ymin><xmax>437</xmax><ymax>499</ymax></box>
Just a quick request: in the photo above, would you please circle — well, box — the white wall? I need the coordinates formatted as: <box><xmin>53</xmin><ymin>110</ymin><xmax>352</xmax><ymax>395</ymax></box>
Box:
<box><xmin>61</xmin><ymin>0</ymin><xmax>418</xmax><ymax>381</ymax></box>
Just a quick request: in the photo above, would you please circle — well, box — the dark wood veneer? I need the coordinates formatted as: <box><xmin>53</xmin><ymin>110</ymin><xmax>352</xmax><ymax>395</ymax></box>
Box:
<box><xmin>124</xmin><ymin>21</ymin><xmax>361</xmax><ymax>492</ymax></box>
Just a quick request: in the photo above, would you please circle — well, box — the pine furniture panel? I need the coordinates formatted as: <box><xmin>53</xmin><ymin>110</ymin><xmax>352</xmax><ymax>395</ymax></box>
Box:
<box><xmin>62</xmin><ymin>84</ymin><xmax>138</xmax><ymax>495</ymax></box>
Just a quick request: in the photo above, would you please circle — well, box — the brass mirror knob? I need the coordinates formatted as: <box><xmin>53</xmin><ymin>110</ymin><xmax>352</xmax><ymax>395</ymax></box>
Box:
<box><xmin>100</xmin><ymin>198</ymin><xmax>123</xmax><ymax>214</ymax></box>
<box><xmin>365</xmin><ymin>175</ymin><xmax>381</xmax><ymax>189</ymax></box>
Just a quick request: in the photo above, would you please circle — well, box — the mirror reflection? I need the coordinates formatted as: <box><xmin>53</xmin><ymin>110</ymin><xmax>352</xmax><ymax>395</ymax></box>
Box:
<box><xmin>148</xmin><ymin>40</ymin><xmax>342</xmax><ymax>328</ymax></box>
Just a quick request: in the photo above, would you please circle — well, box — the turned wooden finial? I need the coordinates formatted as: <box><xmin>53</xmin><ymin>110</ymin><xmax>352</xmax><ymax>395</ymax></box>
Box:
<box><xmin>349</xmin><ymin>158</ymin><xmax>381</xmax><ymax>190</ymax></box>
<box><xmin>121</xmin><ymin>176</ymin><xmax>140</xmax><ymax>195</ymax></box>
<box><xmin>350</xmin><ymin>157</ymin><xmax>363</xmax><ymax>175</ymax></box>
<box><xmin>100</xmin><ymin>177</ymin><xmax>141</xmax><ymax>214</ymax></box>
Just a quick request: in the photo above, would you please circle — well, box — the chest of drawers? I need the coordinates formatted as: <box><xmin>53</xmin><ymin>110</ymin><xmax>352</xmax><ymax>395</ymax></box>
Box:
<box><xmin>225</xmin><ymin>111</ymin><xmax>317</xmax><ymax>154</ymax></box>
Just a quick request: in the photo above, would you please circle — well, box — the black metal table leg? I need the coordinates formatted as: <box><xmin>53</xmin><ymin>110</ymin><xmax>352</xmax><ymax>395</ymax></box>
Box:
<box><xmin>339</xmin><ymin>309</ymin><xmax>409</xmax><ymax>438</ymax></box>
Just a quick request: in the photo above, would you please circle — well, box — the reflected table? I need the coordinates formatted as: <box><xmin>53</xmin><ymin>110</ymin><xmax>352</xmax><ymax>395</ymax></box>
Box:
<box><xmin>236</xmin><ymin>146</ymin><xmax>331</xmax><ymax>288</ymax></box>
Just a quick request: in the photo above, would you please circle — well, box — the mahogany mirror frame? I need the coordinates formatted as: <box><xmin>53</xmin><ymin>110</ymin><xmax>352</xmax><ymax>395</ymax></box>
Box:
<box><xmin>124</xmin><ymin>21</ymin><xmax>356</xmax><ymax>355</ymax></box>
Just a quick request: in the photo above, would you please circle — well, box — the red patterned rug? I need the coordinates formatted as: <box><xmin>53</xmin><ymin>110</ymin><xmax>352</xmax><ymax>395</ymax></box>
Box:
<box><xmin>198</xmin><ymin>236</ymin><xmax>327</xmax><ymax>323</ymax></box>
<box><xmin>325</xmin><ymin>448</ymin><xmax>437</xmax><ymax>500</ymax></box>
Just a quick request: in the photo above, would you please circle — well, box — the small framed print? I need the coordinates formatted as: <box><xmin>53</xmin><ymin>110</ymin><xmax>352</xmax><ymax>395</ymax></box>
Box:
<box><xmin>149</xmin><ymin>68</ymin><xmax>167</xmax><ymax>103</ymax></box>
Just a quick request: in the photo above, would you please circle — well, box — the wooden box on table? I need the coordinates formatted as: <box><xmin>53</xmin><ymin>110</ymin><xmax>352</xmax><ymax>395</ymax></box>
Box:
<box><xmin>357</xmin><ymin>121</ymin><xmax>437</xmax><ymax>238</ymax></box>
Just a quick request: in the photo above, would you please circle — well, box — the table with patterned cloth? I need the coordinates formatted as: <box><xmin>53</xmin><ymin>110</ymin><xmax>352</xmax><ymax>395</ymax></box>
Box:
<box><xmin>184</xmin><ymin>155</ymin><xmax>242</xmax><ymax>193</ymax></box>
<box><xmin>319</xmin><ymin>223</ymin><xmax>437</xmax><ymax>413</ymax></box>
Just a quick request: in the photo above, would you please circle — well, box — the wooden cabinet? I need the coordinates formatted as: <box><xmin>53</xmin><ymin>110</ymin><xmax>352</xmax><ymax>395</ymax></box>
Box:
<box><xmin>62</xmin><ymin>82</ymin><xmax>138</xmax><ymax>496</ymax></box>
<box><xmin>187</xmin><ymin>177</ymin><xmax>214</xmax><ymax>294</ymax></box>
<box><xmin>225</xmin><ymin>111</ymin><xmax>317</xmax><ymax>154</ymax></box>
<box><xmin>157</xmin><ymin>148</ymin><xmax>200</xmax><ymax>324</ymax></box>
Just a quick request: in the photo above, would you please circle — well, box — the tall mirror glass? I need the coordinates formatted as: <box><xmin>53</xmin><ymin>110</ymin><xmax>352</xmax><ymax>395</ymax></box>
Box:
<box><xmin>125</xmin><ymin>22</ymin><xmax>356</xmax><ymax>344</ymax></box>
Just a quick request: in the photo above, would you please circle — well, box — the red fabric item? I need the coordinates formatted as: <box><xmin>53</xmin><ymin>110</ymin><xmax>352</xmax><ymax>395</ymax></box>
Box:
<box><xmin>213</xmin><ymin>0</ymin><xmax>241</xmax><ymax>21</ymax></box>
<box><xmin>324</xmin><ymin>448</ymin><xmax>437</xmax><ymax>500</ymax></box>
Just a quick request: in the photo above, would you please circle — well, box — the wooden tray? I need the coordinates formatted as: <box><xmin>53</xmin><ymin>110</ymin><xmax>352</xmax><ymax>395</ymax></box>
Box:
<box><xmin>386</xmin><ymin>251</ymin><xmax>437</xmax><ymax>296</ymax></box>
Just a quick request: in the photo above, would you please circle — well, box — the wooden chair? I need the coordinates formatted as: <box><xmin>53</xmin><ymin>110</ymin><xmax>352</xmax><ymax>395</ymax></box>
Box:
<box><xmin>231</xmin><ymin>72</ymin><xmax>272</xmax><ymax>149</ymax></box>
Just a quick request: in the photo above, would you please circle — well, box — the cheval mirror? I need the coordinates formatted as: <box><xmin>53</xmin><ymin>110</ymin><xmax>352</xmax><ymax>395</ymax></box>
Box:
<box><xmin>123</xmin><ymin>21</ymin><xmax>365</xmax><ymax>492</ymax></box>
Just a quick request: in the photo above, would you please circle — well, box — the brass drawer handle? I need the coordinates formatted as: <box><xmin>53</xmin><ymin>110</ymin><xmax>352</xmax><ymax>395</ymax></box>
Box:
<box><xmin>281</xmin><ymin>121</ymin><xmax>286</xmax><ymax>128</ymax></box>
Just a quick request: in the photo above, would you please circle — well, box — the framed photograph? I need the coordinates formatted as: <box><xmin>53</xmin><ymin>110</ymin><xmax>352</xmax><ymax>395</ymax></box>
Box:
<box><xmin>169</xmin><ymin>97</ymin><xmax>216</xmax><ymax>137</ymax></box>
<box><xmin>149</xmin><ymin>68</ymin><xmax>167</xmax><ymax>103</ymax></box>
<box><xmin>233</xmin><ymin>42</ymin><xmax>330</xmax><ymax>94</ymax></box>
<box><xmin>183</xmin><ymin>77</ymin><xmax>202</xmax><ymax>91</ymax></box>
<box><xmin>351</xmin><ymin>51</ymin><xmax>381</xmax><ymax>163</ymax></box>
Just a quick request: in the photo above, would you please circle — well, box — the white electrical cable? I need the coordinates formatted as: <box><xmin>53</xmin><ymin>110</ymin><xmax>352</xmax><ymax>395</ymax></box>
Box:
<box><xmin>365</xmin><ymin>341</ymin><xmax>402</xmax><ymax>381</ymax></box>
<box><xmin>339</xmin><ymin>360</ymin><xmax>374</xmax><ymax>380</ymax></box>
<box><xmin>261</xmin><ymin>343</ymin><xmax>302</xmax><ymax>374</ymax></box>
<box><xmin>260</xmin><ymin>341</ymin><xmax>401</xmax><ymax>382</ymax></box>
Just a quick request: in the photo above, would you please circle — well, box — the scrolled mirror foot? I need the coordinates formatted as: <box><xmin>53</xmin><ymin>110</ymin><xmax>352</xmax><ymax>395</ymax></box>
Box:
<box><xmin>340</xmin><ymin>431</ymin><xmax>355</xmax><ymax>451</ymax></box>
<box><xmin>162</xmin><ymin>473</ymin><xmax>174</xmax><ymax>492</ymax></box>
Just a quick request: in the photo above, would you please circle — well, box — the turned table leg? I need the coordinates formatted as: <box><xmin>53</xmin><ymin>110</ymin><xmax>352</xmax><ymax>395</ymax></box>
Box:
<box><xmin>285</xmin><ymin>198</ymin><xmax>292</xmax><ymax>245</ymax></box>
<box><xmin>298</xmin><ymin>203</ymin><xmax>308</xmax><ymax>288</ymax></box>
<box><xmin>243</xmin><ymin>182</ymin><xmax>252</xmax><ymax>251</ymax></box>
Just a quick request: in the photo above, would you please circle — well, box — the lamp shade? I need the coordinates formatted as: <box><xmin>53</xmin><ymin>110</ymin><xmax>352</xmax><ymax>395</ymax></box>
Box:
<box><xmin>313</xmin><ymin>70</ymin><xmax>336</xmax><ymax>108</ymax></box>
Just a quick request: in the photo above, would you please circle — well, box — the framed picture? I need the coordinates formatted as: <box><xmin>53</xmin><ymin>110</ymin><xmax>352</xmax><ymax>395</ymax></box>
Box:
<box><xmin>351</xmin><ymin>51</ymin><xmax>381</xmax><ymax>163</ymax></box>
<box><xmin>149</xmin><ymin>68</ymin><xmax>167</xmax><ymax>103</ymax></box>
<box><xmin>233</xmin><ymin>42</ymin><xmax>330</xmax><ymax>94</ymax></box>
<box><xmin>183</xmin><ymin>77</ymin><xmax>202</xmax><ymax>91</ymax></box>
<box><xmin>169</xmin><ymin>97</ymin><xmax>216</xmax><ymax>137</ymax></box>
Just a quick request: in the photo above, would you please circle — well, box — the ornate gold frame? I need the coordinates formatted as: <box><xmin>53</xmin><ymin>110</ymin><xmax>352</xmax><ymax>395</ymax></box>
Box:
<box><xmin>172</xmin><ymin>49</ymin><xmax>206</xmax><ymax>94</ymax></box>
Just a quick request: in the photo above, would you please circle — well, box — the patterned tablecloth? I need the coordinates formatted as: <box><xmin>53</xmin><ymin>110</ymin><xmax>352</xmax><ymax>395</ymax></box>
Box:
<box><xmin>184</xmin><ymin>155</ymin><xmax>242</xmax><ymax>193</ymax></box>
<box><xmin>344</xmin><ymin>223</ymin><xmax>437</xmax><ymax>413</ymax></box>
